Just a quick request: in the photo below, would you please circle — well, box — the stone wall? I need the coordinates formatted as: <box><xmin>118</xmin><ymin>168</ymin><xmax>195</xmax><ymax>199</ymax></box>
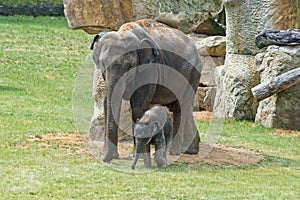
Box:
<box><xmin>0</xmin><ymin>4</ymin><xmax>64</xmax><ymax>16</ymax></box>
<box><xmin>214</xmin><ymin>0</ymin><xmax>300</xmax><ymax>120</ymax></box>
<box><xmin>188</xmin><ymin>34</ymin><xmax>226</xmax><ymax>112</ymax></box>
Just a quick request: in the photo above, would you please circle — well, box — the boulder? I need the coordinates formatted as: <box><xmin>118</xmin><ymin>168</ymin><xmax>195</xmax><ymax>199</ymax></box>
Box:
<box><xmin>255</xmin><ymin>45</ymin><xmax>300</xmax><ymax>130</ymax></box>
<box><xmin>63</xmin><ymin>0</ymin><xmax>134</xmax><ymax>34</ymax></box>
<box><xmin>63</xmin><ymin>0</ymin><xmax>224</xmax><ymax>34</ymax></box>
<box><xmin>188</xmin><ymin>34</ymin><xmax>226</xmax><ymax>86</ymax></box>
<box><xmin>195</xmin><ymin>36</ymin><xmax>226</xmax><ymax>57</ymax></box>
<box><xmin>213</xmin><ymin>54</ymin><xmax>260</xmax><ymax>120</ymax></box>
<box><xmin>195</xmin><ymin>87</ymin><xmax>217</xmax><ymax>112</ymax></box>
<box><xmin>199</xmin><ymin>56</ymin><xmax>225</xmax><ymax>86</ymax></box>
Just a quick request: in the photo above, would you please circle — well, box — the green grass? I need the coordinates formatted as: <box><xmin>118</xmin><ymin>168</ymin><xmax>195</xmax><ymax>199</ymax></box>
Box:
<box><xmin>1</xmin><ymin>0</ymin><xmax>62</xmax><ymax>5</ymax></box>
<box><xmin>1</xmin><ymin>16</ymin><xmax>299</xmax><ymax>199</ymax></box>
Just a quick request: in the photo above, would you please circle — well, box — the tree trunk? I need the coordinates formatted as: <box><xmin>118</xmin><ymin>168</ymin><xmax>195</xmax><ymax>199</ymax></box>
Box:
<box><xmin>251</xmin><ymin>68</ymin><xmax>300</xmax><ymax>101</ymax></box>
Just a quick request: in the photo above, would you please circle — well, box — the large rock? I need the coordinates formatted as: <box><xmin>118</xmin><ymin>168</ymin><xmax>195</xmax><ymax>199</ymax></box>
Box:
<box><xmin>188</xmin><ymin>34</ymin><xmax>226</xmax><ymax>86</ymax></box>
<box><xmin>63</xmin><ymin>0</ymin><xmax>223</xmax><ymax>34</ymax></box>
<box><xmin>195</xmin><ymin>17</ymin><xmax>226</xmax><ymax>36</ymax></box>
<box><xmin>199</xmin><ymin>56</ymin><xmax>225</xmax><ymax>86</ymax></box>
<box><xmin>195</xmin><ymin>87</ymin><xmax>217</xmax><ymax>112</ymax></box>
<box><xmin>63</xmin><ymin>0</ymin><xmax>134</xmax><ymax>34</ymax></box>
<box><xmin>195</xmin><ymin>36</ymin><xmax>226</xmax><ymax>57</ymax></box>
<box><xmin>214</xmin><ymin>54</ymin><xmax>260</xmax><ymax>120</ymax></box>
<box><xmin>255</xmin><ymin>45</ymin><xmax>300</xmax><ymax>130</ymax></box>
<box><xmin>134</xmin><ymin>0</ymin><xmax>223</xmax><ymax>33</ymax></box>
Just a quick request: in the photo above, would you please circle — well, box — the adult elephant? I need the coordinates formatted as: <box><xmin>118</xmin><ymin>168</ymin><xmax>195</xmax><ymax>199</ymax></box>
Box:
<box><xmin>91</xmin><ymin>19</ymin><xmax>202</xmax><ymax>162</ymax></box>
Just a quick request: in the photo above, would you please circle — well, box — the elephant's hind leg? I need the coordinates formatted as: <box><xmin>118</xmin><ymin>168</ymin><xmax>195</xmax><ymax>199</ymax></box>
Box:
<box><xmin>182</xmin><ymin>109</ymin><xmax>200</xmax><ymax>154</ymax></box>
<box><xmin>168</xmin><ymin>102</ymin><xmax>182</xmax><ymax>155</ymax></box>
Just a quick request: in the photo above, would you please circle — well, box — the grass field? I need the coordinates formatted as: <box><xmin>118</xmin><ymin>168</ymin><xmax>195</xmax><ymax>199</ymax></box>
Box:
<box><xmin>0</xmin><ymin>16</ymin><xmax>299</xmax><ymax>199</ymax></box>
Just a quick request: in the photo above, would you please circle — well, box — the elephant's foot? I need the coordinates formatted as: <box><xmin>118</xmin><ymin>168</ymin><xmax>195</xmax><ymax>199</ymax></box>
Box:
<box><xmin>102</xmin><ymin>151</ymin><xmax>119</xmax><ymax>162</ymax></box>
<box><xmin>168</xmin><ymin>146</ymin><xmax>181</xmax><ymax>155</ymax></box>
<box><xmin>183</xmin><ymin>137</ymin><xmax>199</xmax><ymax>154</ymax></box>
<box><xmin>143</xmin><ymin>153</ymin><xmax>152</xmax><ymax>169</ymax></box>
<box><xmin>168</xmin><ymin>137</ymin><xmax>182</xmax><ymax>155</ymax></box>
<box><xmin>154</xmin><ymin>150</ymin><xmax>167</xmax><ymax>168</ymax></box>
<box><xmin>154</xmin><ymin>157</ymin><xmax>167</xmax><ymax>168</ymax></box>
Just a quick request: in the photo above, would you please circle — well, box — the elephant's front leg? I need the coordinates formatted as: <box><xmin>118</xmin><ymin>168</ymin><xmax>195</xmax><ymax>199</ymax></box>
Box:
<box><xmin>154</xmin><ymin>132</ymin><xmax>167</xmax><ymax>168</ymax></box>
<box><xmin>130</xmin><ymin>94</ymin><xmax>152</xmax><ymax>156</ymax></box>
<box><xmin>103</xmin><ymin>93</ymin><xmax>120</xmax><ymax>162</ymax></box>
<box><xmin>154</xmin><ymin>147</ymin><xmax>167</xmax><ymax>168</ymax></box>
<box><xmin>143</xmin><ymin>144</ymin><xmax>152</xmax><ymax>169</ymax></box>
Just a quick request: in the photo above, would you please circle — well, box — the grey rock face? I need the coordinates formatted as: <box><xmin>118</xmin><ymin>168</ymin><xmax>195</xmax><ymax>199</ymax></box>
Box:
<box><xmin>214</xmin><ymin>0</ymin><xmax>299</xmax><ymax>120</ymax></box>
<box><xmin>255</xmin><ymin>45</ymin><xmax>300</xmax><ymax>130</ymax></box>
<box><xmin>224</xmin><ymin>0</ymin><xmax>299</xmax><ymax>55</ymax></box>
<box><xmin>199</xmin><ymin>56</ymin><xmax>225</xmax><ymax>86</ymax></box>
<box><xmin>214</xmin><ymin>54</ymin><xmax>260</xmax><ymax>120</ymax></box>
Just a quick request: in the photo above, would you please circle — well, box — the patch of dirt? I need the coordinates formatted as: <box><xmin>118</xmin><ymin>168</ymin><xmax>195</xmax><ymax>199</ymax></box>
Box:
<box><xmin>193</xmin><ymin>111</ymin><xmax>215</xmax><ymax>121</ymax></box>
<box><xmin>170</xmin><ymin>144</ymin><xmax>264</xmax><ymax>166</ymax></box>
<box><xmin>26</xmin><ymin>133</ymin><xmax>90</xmax><ymax>154</ymax></box>
<box><xmin>92</xmin><ymin>142</ymin><xmax>264</xmax><ymax>166</ymax></box>
<box><xmin>24</xmin><ymin>132</ymin><xmax>264</xmax><ymax>166</ymax></box>
<box><xmin>268</xmin><ymin>129</ymin><xmax>299</xmax><ymax>137</ymax></box>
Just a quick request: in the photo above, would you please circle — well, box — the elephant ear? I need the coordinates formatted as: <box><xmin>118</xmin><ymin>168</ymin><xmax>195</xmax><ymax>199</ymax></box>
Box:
<box><xmin>131</xmin><ymin>25</ymin><xmax>160</xmax><ymax>64</ymax></box>
<box><xmin>141</xmin><ymin>38</ymin><xmax>159</xmax><ymax>64</ymax></box>
<box><xmin>140</xmin><ymin>38</ymin><xmax>160</xmax><ymax>63</ymax></box>
<box><xmin>151</xmin><ymin>121</ymin><xmax>163</xmax><ymax>136</ymax></box>
<box><xmin>90</xmin><ymin>31</ymin><xmax>109</xmax><ymax>50</ymax></box>
<box><xmin>134</xmin><ymin>121</ymin><xmax>162</xmax><ymax>139</ymax></box>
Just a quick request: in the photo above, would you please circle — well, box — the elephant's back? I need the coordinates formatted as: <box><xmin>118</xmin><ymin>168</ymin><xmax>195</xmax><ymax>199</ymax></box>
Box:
<box><xmin>119</xmin><ymin>19</ymin><xmax>198</xmax><ymax>60</ymax></box>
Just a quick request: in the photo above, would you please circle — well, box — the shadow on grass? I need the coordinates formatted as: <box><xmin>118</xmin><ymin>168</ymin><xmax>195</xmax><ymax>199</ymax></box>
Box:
<box><xmin>0</xmin><ymin>85</ymin><xmax>23</xmax><ymax>92</ymax></box>
<box><xmin>159</xmin><ymin>155</ymin><xmax>300</xmax><ymax>173</ymax></box>
<box><xmin>101</xmin><ymin>154</ymin><xmax>299</xmax><ymax>175</ymax></box>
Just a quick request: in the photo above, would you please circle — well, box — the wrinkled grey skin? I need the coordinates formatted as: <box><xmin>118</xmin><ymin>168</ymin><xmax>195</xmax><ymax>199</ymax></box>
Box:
<box><xmin>91</xmin><ymin>19</ymin><xmax>202</xmax><ymax>162</ymax></box>
<box><xmin>131</xmin><ymin>105</ymin><xmax>172</xmax><ymax>170</ymax></box>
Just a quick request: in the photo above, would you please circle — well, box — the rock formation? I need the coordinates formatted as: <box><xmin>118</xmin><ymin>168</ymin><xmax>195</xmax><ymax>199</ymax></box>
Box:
<box><xmin>189</xmin><ymin>34</ymin><xmax>226</xmax><ymax>112</ymax></box>
<box><xmin>255</xmin><ymin>45</ymin><xmax>300</xmax><ymax>130</ymax></box>
<box><xmin>63</xmin><ymin>0</ymin><xmax>223</xmax><ymax>34</ymax></box>
<box><xmin>214</xmin><ymin>0</ymin><xmax>299</xmax><ymax>120</ymax></box>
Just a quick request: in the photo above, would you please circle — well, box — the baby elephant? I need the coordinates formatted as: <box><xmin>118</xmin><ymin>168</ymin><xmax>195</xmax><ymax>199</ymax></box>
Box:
<box><xmin>132</xmin><ymin>105</ymin><xmax>172</xmax><ymax>170</ymax></box>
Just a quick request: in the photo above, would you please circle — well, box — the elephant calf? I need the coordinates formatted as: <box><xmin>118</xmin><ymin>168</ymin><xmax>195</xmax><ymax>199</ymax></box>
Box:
<box><xmin>132</xmin><ymin>105</ymin><xmax>172</xmax><ymax>170</ymax></box>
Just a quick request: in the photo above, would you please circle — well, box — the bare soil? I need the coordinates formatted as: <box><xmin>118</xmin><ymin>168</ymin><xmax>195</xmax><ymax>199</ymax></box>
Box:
<box><xmin>26</xmin><ymin>132</ymin><xmax>264</xmax><ymax>166</ymax></box>
<box><xmin>23</xmin><ymin>111</ymin><xmax>270</xmax><ymax>166</ymax></box>
<box><xmin>268</xmin><ymin>129</ymin><xmax>299</xmax><ymax>137</ymax></box>
<box><xmin>193</xmin><ymin>111</ymin><xmax>215</xmax><ymax>121</ymax></box>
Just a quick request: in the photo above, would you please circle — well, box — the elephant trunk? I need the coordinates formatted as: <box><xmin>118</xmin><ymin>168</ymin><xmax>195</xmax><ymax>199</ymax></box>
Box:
<box><xmin>131</xmin><ymin>152</ymin><xmax>140</xmax><ymax>170</ymax></box>
<box><xmin>131</xmin><ymin>144</ymin><xmax>144</xmax><ymax>170</ymax></box>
